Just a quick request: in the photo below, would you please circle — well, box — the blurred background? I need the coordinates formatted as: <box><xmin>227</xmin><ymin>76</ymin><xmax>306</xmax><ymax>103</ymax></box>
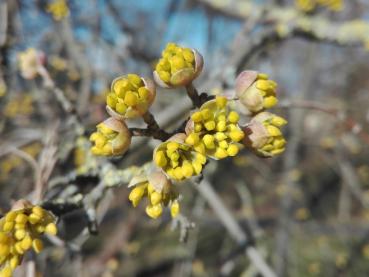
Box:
<box><xmin>1</xmin><ymin>0</ymin><xmax>369</xmax><ymax>276</ymax></box>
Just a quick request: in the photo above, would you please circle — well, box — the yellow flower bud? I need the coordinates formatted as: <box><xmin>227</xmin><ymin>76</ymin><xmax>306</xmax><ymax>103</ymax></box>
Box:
<box><xmin>242</xmin><ymin>112</ymin><xmax>287</xmax><ymax>157</ymax></box>
<box><xmin>32</xmin><ymin>239</ymin><xmax>43</xmax><ymax>253</ymax></box>
<box><xmin>150</xmin><ymin>191</ymin><xmax>162</xmax><ymax>206</ymax></box>
<box><xmin>185</xmin><ymin>133</ymin><xmax>200</xmax><ymax>145</ymax></box>
<box><xmin>154</xmin><ymin>43</ymin><xmax>203</xmax><ymax>88</ymax></box>
<box><xmin>153</xmin><ymin>134</ymin><xmax>206</xmax><ymax>180</ymax></box>
<box><xmin>235</xmin><ymin>71</ymin><xmax>278</xmax><ymax>114</ymax></box>
<box><xmin>90</xmin><ymin>118</ymin><xmax>131</xmax><ymax>156</ymax></box>
<box><xmin>106</xmin><ymin>74</ymin><xmax>156</xmax><ymax>119</ymax></box>
<box><xmin>185</xmin><ymin>96</ymin><xmax>244</xmax><ymax>160</ymax></box>
<box><xmin>170</xmin><ymin>200</ymin><xmax>180</xmax><ymax>218</ymax></box>
<box><xmin>44</xmin><ymin>223</ymin><xmax>58</xmax><ymax>236</ymax></box>
<box><xmin>14</xmin><ymin>230</ymin><xmax>26</xmax><ymax>241</ymax></box>
<box><xmin>128</xmin><ymin>172</ymin><xmax>180</xmax><ymax>219</ymax></box>
<box><xmin>128</xmin><ymin>184</ymin><xmax>147</xmax><ymax>207</ymax></box>
<box><xmin>0</xmin><ymin>200</ymin><xmax>58</xmax><ymax>275</ymax></box>
<box><xmin>21</xmin><ymin>236</ymin><xmax>32</xmax><ymax>251</ymax></box>
<box><xmin>146</xmin><ymin>204</ymin><xmax>163</xmax><ymax>219</ymax></box>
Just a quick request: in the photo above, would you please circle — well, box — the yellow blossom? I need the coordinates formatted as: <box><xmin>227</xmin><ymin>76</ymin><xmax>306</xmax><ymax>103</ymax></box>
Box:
<box><xmin>90</xmin><ymin>117</ymin><xmax>131</xmax><ymax>156</ymax></box>
<box><xmin>235</xmin><ymin>71</ymin><xmax>278</xmax><ymax>114</ymax></box>
<box><xmin>128</xmin><ymin>171</ymin><xmax>180</xmax><ymax>219</ymax></box>
<box><xmin>185</xmin><ymin>96</ymin><xmax>244</xmax><ymax>160</ymax></box>
<box><xmin>154</xmin><ymin>42</ymin><xmax>203</xmax><ymax>88</ymax></box>
<box><xmin>0</xmin><ymin>200</ymin><xmax>57</xmax><ymax>276</ymax></box>
<box><xmin>106</xmin><ymin>74</ymin><xmax>156</xmax><ymax>119</ymax></box>
<box><xmin>242</xmin><ymin>112</ymin><xmax>287</xmax><ymax>157</ymax></box>
<box><xmin>153</xmin><ymin>134</ymin><xmax>207</xmax><ymax>181</ymax></box>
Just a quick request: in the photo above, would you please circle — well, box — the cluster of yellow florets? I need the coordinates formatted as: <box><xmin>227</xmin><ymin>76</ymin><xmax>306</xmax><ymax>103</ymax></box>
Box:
<box><xmin>236</xmin><ymin>71</ymin><xmax>278</xmax><ymax>114</ymax></box>
<box><xmin>154</xmin><ymin>135</ymin><xmax>207</xmax><ymax>181</ymax></box>
<box><xmin>46</xmin><ymin>0</ymin><xmax>70</xmax><ymax>20</ymax></box>
<box><xmin>107</xmin><ymin>74</ymin><xmax>155</xmax><ymax>119</ymax></box>
<box><xmin>155</xmin><ymin>43</ymin><xmax>195</xmax><ymax>83</ymax></box>
<box><xmin>243</xmin><ymin>112</ymin><xmax>287</xmax><ymax>157</ymax></box>
<box><xmin>153</xmin><ymin>96</ymin><xmax>244</xmax><ymax>181</ymax></box>
<box><xmin>90</xmin><ymin>73</ymin><xmax>156</xmax><ymax>158</ymax></box>
<box><xmin>235</xmin><ymin>71</ymin><xmax>287</xmax><ymax>157</ymax></box>
<box><xmin>89</xmin><ymin>118</ymin><xmax>131</xmax><ymax>156</ymax></box>
<box><xmin>128</xmin><ymin>172</ymin><xmax>180</xmax><ymax>219</ymax></box>
<box><xmin>186</xmin><ymin>96</ymin><xmax>244</xmax><ymax>160</ymax></box>
<box><xmin>154</xmin><ymin>43</ymin><xmax>203</xmax><ymax>88</ymax></box>
<box><xmin>0</xmin><ymin>203</ymin><xmax>57</xmax><ymax>276</ymax></box>
<box><xmin>295</xmin><ymin>0</ymin><xmax>343</xmax><ymax>12</ymax></box>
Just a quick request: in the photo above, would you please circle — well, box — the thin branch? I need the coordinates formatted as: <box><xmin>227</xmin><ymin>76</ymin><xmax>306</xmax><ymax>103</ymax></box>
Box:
<box><xmin>141</xmin><ymin>111</ymin><xmax>171</xmax><ymax>141</ymax></box>
<box><xmin>194</xmin><ymin>178</ymin><xmax>276</xmax><ymax>277</ymax></box>
<box><xmin>185</xmin><ymin>83</ymin><xmax>201</xmax><ymax>108</ymax></box>
<box><xmin>199</xmin><ymin>0</ymin><xmax>369</xmax><ymax>49</ymax></box>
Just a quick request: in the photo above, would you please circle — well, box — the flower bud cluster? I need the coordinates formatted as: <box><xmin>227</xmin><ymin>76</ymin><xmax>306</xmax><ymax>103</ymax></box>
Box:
<box><xmin>0</xmin><ymin>201</ymin><xmax>57</xmax><ymax>276</ymax></box>
<box><xmin>90</xmin><ymin>73</ymin><xmax>157</xmax><ymax>157</ymax></box>
<box><xmin>154</xmin><ymin>43</ymin><xmax>203</xmax><ymax>88</ymax></box>
<box><xmin>235</xmin><ymin>71</ymin><xmax>287</xmax><ymax>157</ymax></box>
<box><xmin>235</xmin><ymin>71</ymin><xmax>278</xmax><ymax>114</ymax></box>
<box><xmin>186</xmin><ymin>96</ymin><xmax>244</xmax><ymax>160</ymax></box>
<box><xmin>117</xmin><ymin>43</ymin><xmax>287</xmax><ymax>220</ymax></box>
<box><xmin>154</xmin><ymin>134</ymin><xmax>207</xmax><ymax>181</ymax></box>
<box><xmin>90</xmin><ymin>117</ymin><xmax>131</xmax><ymax>156</ymax></box>
<box><xmin>243</xmin><ymin>112</ymin><xmax>287</xmax><ymax>157</ymax></box>
<box><xmin>106</xmin><ymin>74</ymin><xmax>156</xmax><ymax>119</ymax></box>
<box><xmin>128</xmin><ymin>172</ymin><xmax>180</xmax><ymax>219</ymax></box>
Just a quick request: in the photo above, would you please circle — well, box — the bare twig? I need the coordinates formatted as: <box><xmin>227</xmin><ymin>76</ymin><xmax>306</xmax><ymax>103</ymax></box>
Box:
<box><xmin>8</xmin><ymin>147</ymin><xmax>41</xmax><ymax>195</ymax></box>
<box><xmin>194</xmin><ymin>178</ymin><xmax>277</xmax><ymax>277</ymax></box>
<box><xmin>185</xmin><ymin>83</ymin><xmax>201</xmax><ymax>108</ymax></box>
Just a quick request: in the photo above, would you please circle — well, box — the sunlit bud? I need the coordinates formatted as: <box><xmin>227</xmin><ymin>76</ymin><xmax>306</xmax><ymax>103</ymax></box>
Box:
<box><xmin>150</xmin><ymin>191</ymin><xmax>162</xmax><ymax>205</ymax></box>
<box><xmin>185</xmin><ymin>96</ymin><xmax>243</xmax><ymax>160</ymax></box>
<box><xmin>0</xmin><ymin>200</ymin><xmax>58</xmax><ymax>275</ymax></box>
<box><xmin>154</xmin><ymin>43</ymin><xmax>204</xmax><ymax>88</ymax></box>
<box><xmin>28</xmin><ymin>213</ymin><xmax>41</xmax><ymax>224</ymax></box>
<box><xmin>185</xmin><ymin>133</ymin><xmax>200</xmax><ymax>145</ymax></box>
<box><xmin>32</xmin><ymin>239</ymin><xmax>43</xmax><ymax>253</ymax></box>
<box><xmin>21</xmin><ymin>236</ymin><xmax>32</xmax><ymax>251</ymax></box>
<box><xmin>90</xmin><ymin>117</ymin><xmax>131</xmax><ymax>156</ymax></box>
<box><xmin>44</xmin><ymin>223</ymin><xmax>58</xmax><ymax>235</ymax></box>
<box><xmin>128</xmin><ymin>171</ymin><xmax>179</xmax><ymax>219</ymax></box>
<box><xmin>128</xmin><ymin>184</ymin><xmax>147</xmax><ymax>207</ymax></box>
<box><xmin>242</xmin><ymin>112</ymin><xmax>287</xmax><ymax>157</ymax></box>
<box><xmin>146</xmin><ymin>204</ymin><xmax>163</xmax><ymax>219</ymax></box>
<box><xmin>153</xmin><ymin>134</ymin><xmax>206</xmax><ymax>180</ymax></box>
<box><xmin>170</xmin><ymin>200</ymin><xmax>180</xmax><ymax>218</ymax></box>
<box><xmin>106</xmin><ymin>74</ymin><xmax>156</xmax><ymax>119</ymax></box>
<box><xmin>214</xmin><ymin>148</ymin><xmax>228</xmax><ymax>159</ymax></box>
<box><xmin>14</xmin><ymin>230</ymin><xmax>26</xmax><ymax>241</ymax></box>
<box><xmin>227</xmin><ymin>144</ymin><xmax>239</xmax><ymax>156</ymax></box>
<box><xmin>235</xmin><ymin>71</ymin><xmax>278</xmax><ymax>114</ymax></box>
